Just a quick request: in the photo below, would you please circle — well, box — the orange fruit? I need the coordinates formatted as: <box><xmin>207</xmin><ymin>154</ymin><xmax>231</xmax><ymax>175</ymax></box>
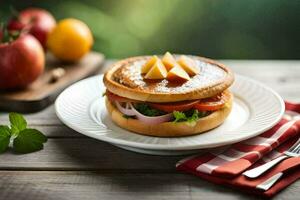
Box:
<box><xmin>47</xmin><ymin>18</ymin><xmax>93</xmax><ymax>62</ymax></box>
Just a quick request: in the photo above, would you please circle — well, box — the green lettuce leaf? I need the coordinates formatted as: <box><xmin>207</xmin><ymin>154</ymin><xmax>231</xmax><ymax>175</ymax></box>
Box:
<box><xmin>134</xmin><ymin>103</ymin><xmax>166</xmax><ymax>116</ymax></box>
<box><xmin>173</xmin><ymin>109</ymin><xmax>209</xmax><ymax>124</ymax></box>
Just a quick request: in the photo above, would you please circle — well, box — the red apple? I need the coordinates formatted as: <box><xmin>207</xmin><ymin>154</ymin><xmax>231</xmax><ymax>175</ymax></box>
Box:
<box><xmin>8</xmin><ymin>8</ymin><xmax>56</xmax><ymax>49</ymax></box>
<box><xmin>0</xmin><ymin>34</ymin><xmax>45</xmax><ymax>89</ymax></box>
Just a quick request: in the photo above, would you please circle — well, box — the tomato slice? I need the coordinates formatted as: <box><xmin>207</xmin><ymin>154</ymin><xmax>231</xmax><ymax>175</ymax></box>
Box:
<box><xmin>106</xmin><ymin>90</ymin><xmax>139</xmax><ymax>103</ymax></box>
<box><xmin>149</xmin><ymin>100</ymin><xmax>199</xmax><ymax>112</ymax></box>
<box><xmin>194</xmin><ymin>91</ymin><xmax>230</xmax><ymax>111</ymax></box>
<box><xmin>107</xmin><ymin>89</ymin><xmax>230</xmax><ymax>112</ymax></box>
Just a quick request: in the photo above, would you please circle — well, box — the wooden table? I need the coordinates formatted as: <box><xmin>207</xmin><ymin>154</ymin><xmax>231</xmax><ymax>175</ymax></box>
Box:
<box><xmin>0</xmin><ymin>60</ymin><xmax>299</xmax><ymax>200</ymax></box>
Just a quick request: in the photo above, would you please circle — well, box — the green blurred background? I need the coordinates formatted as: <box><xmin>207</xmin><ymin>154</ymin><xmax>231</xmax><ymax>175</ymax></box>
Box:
<box><xmin>1</xmin><ymin>0</ymin><xmax>299</xmax><ymax>59</ymax></box>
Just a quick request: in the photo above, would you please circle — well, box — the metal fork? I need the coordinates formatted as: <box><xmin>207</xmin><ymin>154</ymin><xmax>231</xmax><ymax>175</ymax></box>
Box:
<box><xmin>243</xmin><ymin>137</ymin><xmax>300</xmax><ymax>178</ymax></box>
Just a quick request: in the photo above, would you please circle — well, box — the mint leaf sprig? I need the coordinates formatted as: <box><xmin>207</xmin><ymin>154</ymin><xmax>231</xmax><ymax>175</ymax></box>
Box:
<box><xmin>0</xmin><ymin>125</ymin><xmax>11</xmax><ymax>153</ymax></box>
<box><xmin>0</xmin><ymin>113</ymin><xmax>47</xmax><ymax>154</ymax></box>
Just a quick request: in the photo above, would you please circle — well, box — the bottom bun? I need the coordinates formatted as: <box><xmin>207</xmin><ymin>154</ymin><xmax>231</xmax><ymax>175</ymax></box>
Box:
<box><xmin>105</xmin><ymin>92</ymin><xmax>233</xmax><ymax>137</ymax></box>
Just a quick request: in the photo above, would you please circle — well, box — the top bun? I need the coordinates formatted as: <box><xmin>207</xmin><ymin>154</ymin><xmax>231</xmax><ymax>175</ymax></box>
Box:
<box><xmin>104</xmin><ymin>55</ymin><xmax>234</xmax><ymax>103</ymax></box>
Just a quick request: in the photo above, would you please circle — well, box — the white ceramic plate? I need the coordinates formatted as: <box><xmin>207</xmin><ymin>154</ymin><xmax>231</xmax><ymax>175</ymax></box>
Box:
<box><xmin>55</xmin><ymin>74</ymin><xmax>284</xmax><ymax>155</ymax></box>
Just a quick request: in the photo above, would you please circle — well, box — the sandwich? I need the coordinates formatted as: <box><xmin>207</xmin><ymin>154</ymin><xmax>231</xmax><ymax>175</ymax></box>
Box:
<box><xmin>103</xmin><ymin>52</ymin><xmax>234</xmax><ymax>137</ymax></box>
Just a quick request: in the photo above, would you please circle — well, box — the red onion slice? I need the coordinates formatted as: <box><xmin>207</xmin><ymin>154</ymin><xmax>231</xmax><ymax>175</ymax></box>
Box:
<box><xmin>115</xmin><ymin>101</ymin><xmax>135</xmax><ymax>116</ymax></box>
<box><xmin>130</xmin><ymin>103</ymin><xmax>173</xmax><ymax>124</ymax></box>
<box><xmin>115</xmin><ymin>101</ymin><xmax>173</xmax><ymax>124</ymax></box>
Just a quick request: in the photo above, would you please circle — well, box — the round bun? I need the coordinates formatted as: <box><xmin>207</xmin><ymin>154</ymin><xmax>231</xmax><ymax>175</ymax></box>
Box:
<box><xmin>105</xmin><ymin>91</ymin><xmax>233</xmax><ymax>137</ymax></box>
<box><xmin>104</xmin><ymin>55</ymin><xmax>234</xmax><ymax>103</ymax></box>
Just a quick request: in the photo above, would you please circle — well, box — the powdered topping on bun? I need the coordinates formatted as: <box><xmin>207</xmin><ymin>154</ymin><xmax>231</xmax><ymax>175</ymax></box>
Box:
<box><xmin>111</xmin><ymin>55</ymin><xmax>229</xmax><ymax>95</ymax></box>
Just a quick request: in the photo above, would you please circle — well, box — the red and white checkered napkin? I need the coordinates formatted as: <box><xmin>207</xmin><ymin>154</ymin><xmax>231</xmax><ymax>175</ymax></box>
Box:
<box><xmin>176</xmin><ymin>101</ymin><xmax>300</xmax><ymax>198</ymax></box>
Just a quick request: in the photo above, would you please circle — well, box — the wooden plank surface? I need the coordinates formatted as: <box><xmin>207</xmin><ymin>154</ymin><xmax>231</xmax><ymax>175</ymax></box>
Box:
<box><xmin>0</xmin><ymin>171</ymin><xmax>299</xmax><ymax>200</ymax></box>
<box><xmin>0</xmin><ymin>138</ymin><xmax>182</xmax><ymax>171</ymax></box>
<box><xmin>0</xmin><ymin>59</ymin><xmax>299</xmax><ymax>200</ymax></box>
<box><xmin>0</xmin><ymin>171</ymin><xmax>257</xmax><ymax>200</ymax></box>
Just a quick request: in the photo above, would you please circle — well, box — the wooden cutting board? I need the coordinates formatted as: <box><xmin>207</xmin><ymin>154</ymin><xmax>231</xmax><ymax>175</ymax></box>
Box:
<box><xmin>0</xmin><ymin>52</ymin><xmax>104</xmax><ymax>113</ymax></box>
